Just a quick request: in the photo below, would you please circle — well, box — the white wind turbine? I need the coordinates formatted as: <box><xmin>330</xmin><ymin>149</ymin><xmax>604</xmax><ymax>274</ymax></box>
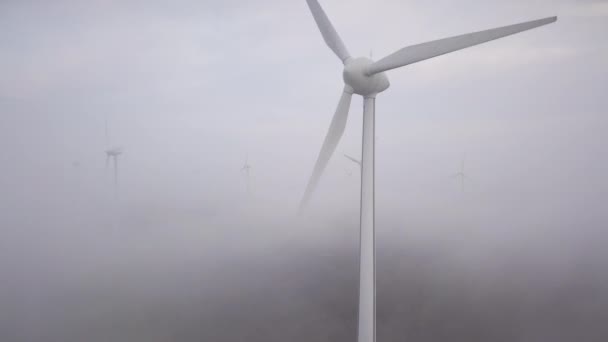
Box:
<box><xmin>344</xmin><ymin>138</ymin><xmax>376</xmax><ymax>170</ymax></box>
<box><xmin>299</xmin><ymin>1</ymin><xmax>556</xmax><ymax>341</ymax></box>
<box><xmin>103</xmin><ymin>116</ymin><xmax>124</xmax><ymax>189</ymax></box>
<box><xmin>453</xmin><ymin>156</ymin><xmax>467</xmax><ymax>192</ymax></box>
<box><xmin>344</xmin><ymin>153</ymin><xmax>361</xmax><ymax>167</ymax></box>
<box><xmin>241</xmin><ymin>156</ymin><xmax>252</xmax><ymax>195</ymax></box>
<box><xmin>344</xmin><ymin>154</ymin><xmax>361</xmax><ymax>177</ymax></box>
<box><xmin>105</xmin><ymin>147</ymin><xmax>123</xmax><ymax>188</ymax></box>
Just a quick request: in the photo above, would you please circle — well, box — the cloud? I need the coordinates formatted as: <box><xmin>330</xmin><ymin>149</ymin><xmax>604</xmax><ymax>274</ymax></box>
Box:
<box><xmin>0</xmin><ymin>1</ymin><xmax>606</xmax><ymax>340</ymax></box>
<box><xmin>562</xmin><ymin>1</ymin><xmax>608</xmax><ymax>17</ymax></box>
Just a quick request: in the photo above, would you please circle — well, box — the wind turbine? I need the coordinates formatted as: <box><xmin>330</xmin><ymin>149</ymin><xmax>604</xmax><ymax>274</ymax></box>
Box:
<box><xmin>344</xmin><ymin>154</ymin><xmax>360</xmax><ymax>177</ymax></box>
<box><xmin>453</xmin><ymin>156</ymin><xmax>467</xmax><ymax>192</ymax></box>
<box><xmin>241</xmin><ymin>156</ymin><xmax>252</xmax><ymax>195</ymax></box>
<box><xmin>105</xmin><ymin>147</ymin><xmax>123</xmax><ymax>188</ymax></box>
<box><xmin>103</xmin><ymin>114</ymin><xmax>125</xmax><ymax>190</ymax></box>
<box><xmin>299</xmin><ymin>1</ymin><xmax>556</xmax><ymax>342</ymax></box>
<box><xmin>344</xmin><ymin>153</ymin><xmax>362</xmax><ymax>167</ymax></box>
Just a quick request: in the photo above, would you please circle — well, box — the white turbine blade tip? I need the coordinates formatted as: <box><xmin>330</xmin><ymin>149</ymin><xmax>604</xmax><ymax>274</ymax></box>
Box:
<box><xmin>306</xmin><ymin>0</ymin><xmax>351</xmax><ymax>63</ymax></box>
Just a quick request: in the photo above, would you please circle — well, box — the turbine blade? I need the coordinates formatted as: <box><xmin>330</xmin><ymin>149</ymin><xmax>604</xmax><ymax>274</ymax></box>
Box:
<box><xmin>344</xmin><ymin>153</ymin><xmax>362</xmax><ymax>166</ymax></box>
<box><xmin>306</xmin><ymin>0</ymin><xmax>351</xmax><ymax>63</ymax></box>
<box><xmin>300</xmin><ymin>86</ymin><xmax>353</xmax><ymax>210</ymax></box>
<box><xmin>366</xmin><ymin>16</ymin><xmax>557</xmax><ymax>75</ymax></box>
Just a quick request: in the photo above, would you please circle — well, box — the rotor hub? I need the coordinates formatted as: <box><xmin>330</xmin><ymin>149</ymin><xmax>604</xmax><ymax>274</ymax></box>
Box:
<box><xmin>343</xmin><ymin>57</ymin><xmax>390</xmax><ymax>97</ymax></box>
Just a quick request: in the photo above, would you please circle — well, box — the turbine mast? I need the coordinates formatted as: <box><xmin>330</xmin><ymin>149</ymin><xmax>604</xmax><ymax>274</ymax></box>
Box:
<box><xmin>358</xmin><ymin>96</ymin><xmax>376</xmax><ymax>342</ymax></box>
<box><xmin>113</xmin><ymin>155</ymin><xmax>118</xmax><ymax>188</ymax></box>
<box><xmin>460</xmin><ymin>158</ymin><xmax>465</xmax><ymax>192</ymax></box>
<box><xmin>245</xmin><ymin>166</ymin><xmax>250</xmax><ymax>195</ymax></box>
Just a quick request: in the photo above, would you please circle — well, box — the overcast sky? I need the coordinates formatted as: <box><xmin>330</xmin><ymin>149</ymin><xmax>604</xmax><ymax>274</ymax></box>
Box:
<box><xmin>1</xmin><ymin>1</ymin><xmax>607</xmax><ymax>341</ymax></box>
<box><xmin>1</xmin><ymin>0</ymin><xmax>606</xmax><ymax>210</ymax></box>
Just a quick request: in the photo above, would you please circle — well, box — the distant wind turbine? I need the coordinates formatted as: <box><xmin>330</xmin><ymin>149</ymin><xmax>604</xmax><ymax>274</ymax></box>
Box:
<box><xmin>344</xmin><ymin>153</ymin><xmax>361</xmax><ymax>167</ymax></box>
<box><xmin>241</xmin><ymin>156</ymin><xmax>252</xmax><ymax>195</ymax></box>
<box><xmin>105</xmin><ymin>147</ymin><xmax>123</xmax><ymax>188</ymax></box>
<box><xmin>344</xmin><ymin>153</ymin><xmax>360</xmax><ymax>178</ymax></box>
<box><xmin>103</xmin><ymin>114</ymin><xmax>124</xmax><ymax>190</ymax></box>
<box><xmin>453</xmin><ymin>156</ymin><xmax>467</xmax><ymax>192</ymax></box>
<box><xmin>299</xmin><ymin>1</ymin><xmax>556</xmax><ymax>342</ymax></box>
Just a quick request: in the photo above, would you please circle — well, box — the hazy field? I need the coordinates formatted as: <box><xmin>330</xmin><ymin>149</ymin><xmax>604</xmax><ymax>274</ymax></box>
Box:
<box><xmin>2</xmin><ymin>189</ymin><xmax>606</xmax><ymax>342</ymax></box>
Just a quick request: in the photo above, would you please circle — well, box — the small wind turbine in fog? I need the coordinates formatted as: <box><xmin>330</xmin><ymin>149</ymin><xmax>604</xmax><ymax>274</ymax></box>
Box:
<box><xmin>103</xmin><ymin>115</ymin><xmax>124</xmax><ymax>190</ymax></box>
<box><xmin>299</xmin><ymin>1</ymin><xmax>555</xmax><ymax>341</ymax></box>
<box><xmin>453</xmin><ymin>156</ymin><xmax>467</xmax><ymax>192</ymax></box>
<box><xmin>241</xmin><ymin>156</ymin><xmax>252</xmax><ymax>195</ymax></box>
<box><xmin>344</xmin><ymin>153</ymin><xmax>361</xmax><ymax>177</ymax></box>
<box><xmin>105</xmin><ymin>147</ymin><xmax>123</xmax><ymax>187</ymax></box>
<box><xmin>344</xmin><ymin>153</ymin><xmax>361</xmax><ymax>167</ymax></box>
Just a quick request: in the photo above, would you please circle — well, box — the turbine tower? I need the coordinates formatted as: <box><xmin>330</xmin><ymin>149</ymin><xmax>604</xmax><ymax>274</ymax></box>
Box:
<box><xmin>105</xmin><ymin>147</ymin><xmax>123</xmax><ymax>188</ymax></box>
<box><xmin>299</xmin><ymin>1</ymin><xmax>556</xmax><ymax>342</ymax></box>
<box><xmin>453</xmin><ymin>156</ymin><xmax>467</xmax><ymax>192</ymax></box>
<box><xmin>241</xmin><ymin>156</ymin><xmax>252</xmax><ymax>195</ymax></box>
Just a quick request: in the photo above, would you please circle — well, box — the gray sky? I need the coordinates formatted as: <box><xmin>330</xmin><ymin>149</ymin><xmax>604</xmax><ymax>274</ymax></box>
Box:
<box><xmin>1</xmin><ymin>0</ymin><xmax>606</xmax><ymax>210</ymax></box>
<box><xmin>1</xmin><ymin>1</ymin><xmax>607</xmax><ymax>341</ymax></box>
